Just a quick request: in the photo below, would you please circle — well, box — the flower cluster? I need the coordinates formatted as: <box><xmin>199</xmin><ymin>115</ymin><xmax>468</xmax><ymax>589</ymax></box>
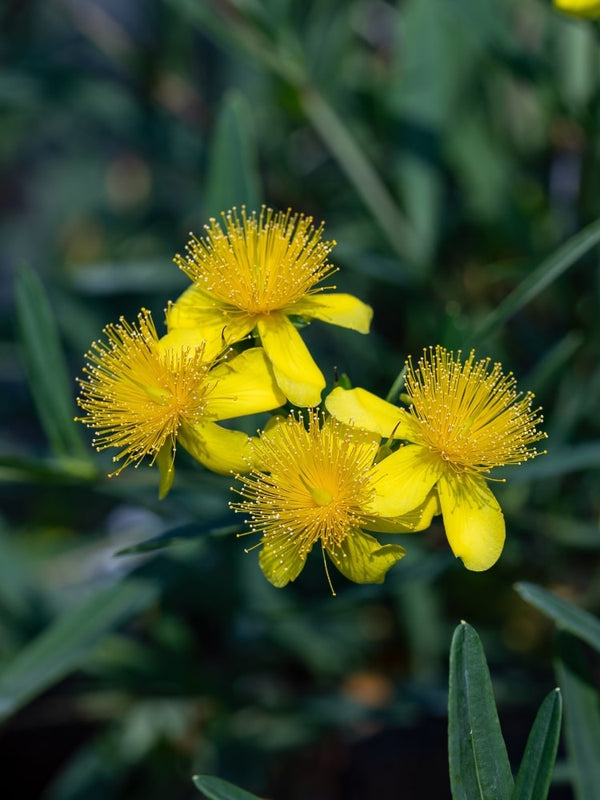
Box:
<box><xmin>77</xmin><ymin>207</ymin><xmax>546</xmax><ymax>589</ymax></box>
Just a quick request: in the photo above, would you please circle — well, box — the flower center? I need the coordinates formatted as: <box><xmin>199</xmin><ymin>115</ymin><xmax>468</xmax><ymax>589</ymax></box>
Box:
<box><xmin>76</xmin><ymin>311</ymin><xmax>212</xmax><ymax>474</ymax></box>
<box><xmin>232</xmin><ymin>412</ymin><xmax>379</xmax><ymax>558</ymax></box>
<box><xmin>309</xmin><ymin>485</ymin><xmax>334</xmax><ymax>506</ymax></box>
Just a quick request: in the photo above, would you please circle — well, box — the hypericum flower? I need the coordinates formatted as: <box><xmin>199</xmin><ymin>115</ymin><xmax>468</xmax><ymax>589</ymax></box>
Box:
<box><xmin>553</xmin><ymin>0</ymin><xmax>600</xmax><ymax>18</ymax></box>
<box><xmin>76</xmin><ymin>309</ymin><xmax>285</xmax><ymax>494</ymax></box>
<box><xmin>167</xmin><ymin>207</ymin><xmax>373</xmax><ymax>407</ymax></box>
<box><xmin>325</xmin><ymin>346</ymin><xmax>547</xmax><ymax>571</ymax></box>
<box><xmin>231</xmin><ymin>410</ymin><xmax>439</xmax><ymax>591</ymax></box>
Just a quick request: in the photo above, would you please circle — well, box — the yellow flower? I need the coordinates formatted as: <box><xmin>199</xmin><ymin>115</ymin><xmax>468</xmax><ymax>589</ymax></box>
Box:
<box><xmin>231</xmin><ymin>410</ymin><xmax>438</xmax><ymax>591</ymax></box>
<box><xmin>168</xmin><ymin>207</ymin><xmax>373</xmax><ymax>407</ymax></box>
<box><xmin>325</xmin><ymin>346</ymin><xmax>547</xmax><ymax>572</ymax></box>
<box><xmin>553</xmin><ymin>0</ymin><xmax>600</xmax><ymax>18</ymax></box>
<box><xmin>76</xmin><ymin>309</ymin><xmax>286</xmax><ymax>495</ymax></box>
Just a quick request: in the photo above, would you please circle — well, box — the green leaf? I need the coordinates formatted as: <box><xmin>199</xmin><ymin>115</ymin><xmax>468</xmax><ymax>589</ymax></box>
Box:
<box><xmin>515</xmin><ymin>582</ymin><xmax>600</xmax><ymax>653</ymax></box>
<box><xmin>0</xmin><ymin>453</ymin><xmax>97</xmax><ymax>484</ymax></box>
<box><xmin>524</xmin><ymin>331</ymin><xmax>583</xmax><ymax>395</ymax></box>
<box><xmin>555</xmin><ymin>632</ymin><xmax>600</xmax><ymax>800</ymax></box>
<box><xmin>512</xmin><ymin>689</ymin><xmax>562</xmax><ymax>800</ymax></box>
<box><xmin>0</xmin><ymin>520</ymin><xmax>40</xmax><ymax>629</ymax></box>
<box><xmin>555</xmin><ymin>14</ymin><xmax>597</xmax><ymax>112</ymax></box>
<box><xmin>114</xmin><ymin>520</ymin><xmax>237</xmax><ymax>556</ymax></box>
<box><xmin>70</xmin><ymin>258</ymin><xmax>188</xmax><ymax>295</ymax></box>
<box><xmin>516</xmin><ymin>511</ymin><xmax>600</xmax><ymax>550</ymax></box>
<box><xmin>448</xmin><ymin>621</ymin><xmax>514</xmax><ymax>800</ymax></box>
<box><xmin>506</xmin><ymin>442</ymin><xmax>600</xmax><ymax>482</ymax></box>
<box><xmin>0</xmin><ymin>578</ymin><xmax>157</xmax><ymax>722</ymax></box>
<box><xmin>204</xmin><ymin>89</ymin><xmax>262</xmax><ymax>218</ymax></box>
<box><xmin>193</xmin><ymin>775</ymin><xmax>267</xmax><ymax>800</ymax></box>
<box><xmin>15</xmin><ymin>263</ymin><xmax>90</xmax><ymax>461</ymax></box>
<box><xmin>300</xmin><ymin>86</ymin><xmax>421</xmax><ymax>270</ymax></box>
<box><xmin>467</xmin><ymin>216</ymin><xmax>600</xmax><ymax>345</ymax></box>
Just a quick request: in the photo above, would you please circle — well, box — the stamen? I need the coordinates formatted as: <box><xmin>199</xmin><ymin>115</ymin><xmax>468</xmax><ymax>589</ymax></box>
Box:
<box><xmin>403</xmin><ymin>345</ymin><xmax>546</xmax><ymax>474</ymax></box>
<box><xmin>174</xmin><ymin>206</ymin><xmax>337</xmax><ymax>315</ymax></box>
<box><xmin>76</xmin><ymin>309</ymin><xmax>214</xmax><ymax>473</ymax></box>
<box><xmin>230</xmin><ymin>411</ymin><xmax>380</xmax><ymax>587</ymax></box>
<box><xmin>322</xmin><ymin>544</ymin><xmax>337</xmax><ymax>597</ymax></box>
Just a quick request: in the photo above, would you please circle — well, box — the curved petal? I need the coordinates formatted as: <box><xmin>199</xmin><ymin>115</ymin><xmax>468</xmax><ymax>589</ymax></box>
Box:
<box><xmin>205</xmin><ymin>348</ymin><xmax>286</xmax><ymax>421</ymax></box>
<box><xmin>363</xmin><ymin>488</ymin><xmax>440</xmax><ymax>533</ymax></box>
<box><xmin>258</xmin><ymin>537</ymin><xmax>307</xmax><ymax>588</ymax></box>
<box><xmin>257</xmin><ymin>313</ymin><xmax>325</xmax><ymax>407</ymax></box>
<box><xmin>157</xmin><ymin>328</ymin><xmax>227</xmax><ymax>364</ymax></box>
<box><xmin>290</xmin><ymin>293</ymin><xmax>373</xmax><ymax>333</ymax></box>
<box><xmin>325</xmin><ymin>386</ymin><xmax>412</xmax><ymax>439</ymax></box>
<box><xmin>437</xmin><ymin>472</ymin><xmax>505</xmax><ymax>571</ymax></box>
<box><xmin>368</xmin><ymin>445</ymin><xmax>444</xmax><ymax>516</ymax></box>
<box><xmin>327</xmin><ymin>530</ymin><xmax>405</xmax><ymax>584</ymax></box>
<box><xmin>167</xmin><ymin>284</ymin><xmax>255</xmax><ymax>345</ymax></box>
<box><xmin>178</xmin><ymin>420</ymin><xmax>254</xmax><ymax>474</ymax></box>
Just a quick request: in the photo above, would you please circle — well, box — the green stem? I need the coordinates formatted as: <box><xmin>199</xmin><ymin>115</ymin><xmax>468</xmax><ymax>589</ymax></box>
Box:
<box><xmin>385</xmin><ymin>364</ymin><xmax>407</xmax><ymax>404</ymax></box>
<box><xmin>298</xmin><ymin>85</ymin><xmax>422</xmax><ymax>270</ymax></box>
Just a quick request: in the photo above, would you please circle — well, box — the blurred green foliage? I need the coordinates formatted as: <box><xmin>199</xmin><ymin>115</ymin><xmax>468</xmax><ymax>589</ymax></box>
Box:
<box><xmin>2</xmin><ymin>0</ymin><xmax>600</xmax><ymax>798</ymax></box>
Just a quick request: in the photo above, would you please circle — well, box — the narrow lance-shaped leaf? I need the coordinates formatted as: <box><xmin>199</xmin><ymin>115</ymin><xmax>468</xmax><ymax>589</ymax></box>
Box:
<box><xmin>0</xmin><ymin>578</ymin><xmax>157</xmax><ymax>722</ymax></box>
<box><xmin>516</xmin><ymin>582</ymin><xmax>600</xmax><ymax>653</ymax></box>
<box><xmin>507</xmin><ymin>442</ymin><xmax>600</xmax><ymax>484</ymax></box>
<box><xmin>15</xmin><ymin>263</ymin><xmax>90</xmax><ymax>461</ymax></box>
<box><xmin>203</xmin><ymin>88</ymin><xmax>262</xmax><ymax>219</ymax></box>
<box><xmin>555</xmin><ymin>632</ymin><xmax>600</xmax><ymax>800</ymax></box>
<box><xmin>466</xmin><ymin>216</ymin><xmax>600</xmax><ymax>345</ymax></box>
<box><xmin>114</xmin><ymin>519</ymin><xmax>236</xmax><ymax>556</ymax></box>
<box><xmin>448</xmin><ymin>621</ymin><xmax>514</xmax><ymax>800</ymax></box>
<box><xmin>193</xmin><ymin>775</ymin><xmax>267</xmax><ymax>800</ymax></box>
<box><xmin>512</xmin><ymin>688</ymin><xmax>562</xmax><ymax>800</ymax></box>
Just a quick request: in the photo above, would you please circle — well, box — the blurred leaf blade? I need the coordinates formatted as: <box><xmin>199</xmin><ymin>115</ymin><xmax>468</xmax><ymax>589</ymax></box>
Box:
<box><xmin>512</xmin><ymin>689</ymin><xmax>562</xmax><ymax>800</ymax></box>
<box><xmin>299</xmin><ymin>86</ymin><xmax>422</xmax><ymax>270</ymax></box>
<box><xmin>15</xmin><ymin>263</ymin><xmax>90</xmax><ymax>461</ymax></box>
<box><xmin>204</xmin><ymin>89</ymin><xmax>262</xmax><ymax>218</ymax></box>
<box><xmin>555</xmin><ymin>633</ymin><xmax>600</xmax><ymax>800</ymax></box>
<box><xmin>114</xmin><ymin>520</ymin><xmax>238</xmax><ymax>556</ymax></box>
<box><xmin>448</xmin><ymin>621</ymin><xmax>514</xmax><ymax>800</ymax></box>
<box><xmin>515</xmin><ymin>582</ymin><xmax>600</xmax><ymax>653</ymax></box>
<box><xmin>193</xmin><ymin>774</ymin><xmax>267</xmax><ymax>800</ymax></box>
<box><xmin>0</xmin><ymin>578</ymin><xmax>157</xmax><ymax>722</ymax></box>
<box><xmin>468</xmin><ymin>217</ymin><xmax>600</xmax><ymax>345</ymax></box>
<box><xmin>0</xmin><ymin>453</ymin><xmax>97</xmax><ymax>484</ymax></box>
<box><xmin>505</xmin><ymin>442</ymin><xmax>600</xmax><ymax>482</ymax></box>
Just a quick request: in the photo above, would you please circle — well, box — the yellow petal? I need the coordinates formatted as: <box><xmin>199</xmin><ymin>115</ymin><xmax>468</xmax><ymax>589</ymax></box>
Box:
<box><xmin>205</xmin><ymin>348</ymin><xmax>286</xmax><ymax>421</ymax></box>
<box><xmin>437</xmin><ymin>472</ymin><xmax>505</xmax><ymax>572</ymax></box>
<box><xmin>363</xmin><ymin>489</ymin><xmax>440</xmax><ymax>533</ymax></box>
<box><xmin>290</xmin><ymin>293</ymin><xmax>373</xmax><ymax>333</ymax></box>
<box><xmin>258</xmin><ymin>537</ymin><xmax>307</xmax><ymax>588</ymax></box>
<box><xmin>157</xmin><ymin>328</ymin><xmax>226</xmax><ymax>363</ymax></box>
<box><xmin>327</xmin><ymin>530</ymin><xmax>405</xmax><ymax>584</ymax></box>
<box><xmin>167</xmin><ymin>284</ymin><xmax>255</xmax><ymax>345</ymax></box>
<box><xmin>257</xmin><ymin>313</ymin><xmax>325</xmax><ymax>407</ymax></box>
<box><xmin>368</xmin><ymin>445</ymin><xmax>443</xmax><ymax>516</ymax></box>
<box><xmin>553</xmin><ymin>0</ymin><xmax>600</xmax><ymax>18</ymax></box>
<box><xmin>325</xmin><ymin>386</ymin><xmax>412</xmax><ymax>439</ymax></box>
<box><xmin>178</xmin><ymin>421</ymin><xmax>254</xmax><ymax>474</ymax></box>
